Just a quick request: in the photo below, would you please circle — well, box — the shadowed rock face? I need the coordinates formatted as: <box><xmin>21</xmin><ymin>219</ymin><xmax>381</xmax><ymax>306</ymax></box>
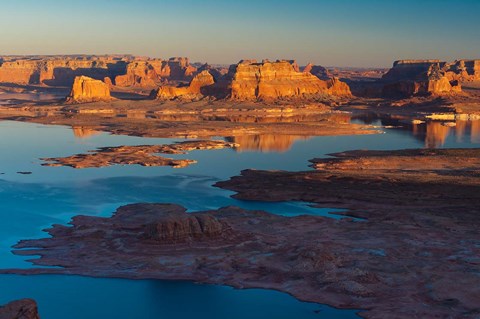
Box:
<box><xmin>153</xmin><ymin>70</ymin><xmax>215</xmax><ymax>100</ymax></box>
<box><xmin>229</xmin><ymin>60</ymin><xmax>352</xmax><ymax>101</ymax></box>
<box><xmin>65</xmin><ymin>76</ymin><xmax>112</xmax><ymax>104</ymax></box>
<box><xmin>303</xmin><ymin>63</ymin><xmax>331</xmax><ymax>80</ymax></box>
<box><xmin>114</xmin><ymin>60</ymin><xmax>161</xmax><ymax>87</ymax></box>
<box><xmin>0</xmin><ymin>299</ymin><xmax>40</xmax><ymax>319</ymax></box>
<box><xmin>381</xmin><ymin>60</ymin><xmax>464</xmax><ymax>96</ymax></box>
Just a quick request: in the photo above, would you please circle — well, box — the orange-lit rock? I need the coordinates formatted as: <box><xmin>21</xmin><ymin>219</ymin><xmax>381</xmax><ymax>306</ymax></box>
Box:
<box><xmin>0</xmin><ymin>55</ymin><xmax>129</xmax><ymax>85</ymax></box>
<box><xmin>114</xmin><ymin>61</ymin><xmax>160</xmax><ymax>87</ymax></box>
<box><xmin>153</xmin><ymin>70</ymin><xmax>215</xmax><ymax>100</ymax></box>
<box><xmin>66</xmin><ymin>76</ymin><xmax>112</xmax><ymax>104</ymax></box>
<box><xmin>167</xmin><ymin>57</ymin><xmax>197</xmax><ymax>80</ymax></box>
<box><xmin>229</xmin><ymin>60</ymin><xmax>351</xmax><ymax>101</ymax></box>
<box><xmin>382</xmin><ymin>60</ymin><xmax>462</xmax><ymax>96</ymax></box>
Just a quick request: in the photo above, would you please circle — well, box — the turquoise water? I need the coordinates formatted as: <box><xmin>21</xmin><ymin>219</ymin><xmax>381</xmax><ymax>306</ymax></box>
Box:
<box><xmin>0</xmin><ymin>119</ymin><xmax>478</xmax><ymax>318</ymax></box>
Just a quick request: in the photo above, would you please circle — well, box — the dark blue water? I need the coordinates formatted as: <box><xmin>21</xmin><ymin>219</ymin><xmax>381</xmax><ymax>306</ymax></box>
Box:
<box><xmin>0</xmin><ymin>119</ymin><xmax>478</xmax><ymax>318</ymax></box>
<box><xmin>0</xmin><ymin>275</ymin><xmax>359</xmax><ymax>319</ymax></box>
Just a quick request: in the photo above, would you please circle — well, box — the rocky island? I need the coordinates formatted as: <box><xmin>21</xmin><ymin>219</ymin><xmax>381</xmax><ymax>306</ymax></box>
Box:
<box><xmin>41</xmin><ymin>140</ymin><xmax>238</xmax><ymax>168</ymax></box>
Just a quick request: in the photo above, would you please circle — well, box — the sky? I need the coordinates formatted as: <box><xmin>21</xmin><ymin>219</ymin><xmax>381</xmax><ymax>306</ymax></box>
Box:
<box><xmin>0</xmin><ymin>0</ymin><xmax>479</xmax><ymax>67</ymax></box>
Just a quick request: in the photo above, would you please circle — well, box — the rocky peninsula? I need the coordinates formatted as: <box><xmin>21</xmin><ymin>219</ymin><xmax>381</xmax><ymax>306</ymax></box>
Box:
<box><xmin>4</xmin><ymin>148</ymin><xmax>480</xmax><ymax>318</ymax></box>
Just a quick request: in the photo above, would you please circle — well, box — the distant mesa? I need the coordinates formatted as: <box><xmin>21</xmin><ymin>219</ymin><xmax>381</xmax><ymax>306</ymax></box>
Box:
<box><xmin>113</xmin><ymin>57</ymin><xmax>197</xmax><ymax>88</ymax></box>
<box><xmin>380</xmin><ymin>59</ymin><xmax>480</xmax><ymax>97</ymax></box>
<box><xmin>65</xmin><ymin>76</ymin><xmax>112</xmax><ymax>104</ymax></box>
<box><xmin>0</xmin><ymin>55</ymin><xmax>197</xmax><ymax>88</ymax></box>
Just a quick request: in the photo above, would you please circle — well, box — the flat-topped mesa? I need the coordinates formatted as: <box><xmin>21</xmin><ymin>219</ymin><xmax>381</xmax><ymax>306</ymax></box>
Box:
<box><xmin>66</xmin><ymin>76</ymin><xmax>112</xmax><ymax>104</ymax></box>
<box><xmin>382</xmin><ymin>60</ymin><xmax>462</xmax><ymax>96</ymax></box>
<box><xmin>152</xmin><ymin>70</ymin><xmax>215</xmax><ymax>100</ymax></box>
<box><xmin>229</xmin><ymin>59</ymin><xmax>351</xmax><ymax>101</ymax></box>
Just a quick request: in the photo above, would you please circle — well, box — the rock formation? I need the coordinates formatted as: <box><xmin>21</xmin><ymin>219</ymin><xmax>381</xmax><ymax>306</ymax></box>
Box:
<box><xmin>445</xmin><ymin>60</ymin><xmax>480</xmax><ymax>82</ymax></box>
<box><xmin>381</xmin><ymin>60</ymin><xmax>462</xmax><ymax>96</ymax></box>
<box><xmin>0</xmin><ymin>55</ymin><xmax>199</xmax><ymax>87</ymax></box>
<box><xmin>167</xmin><ymin>57</ymin><xmax>197</xmax><ymax>80</ymax></box>
<box><xmin>65</xmin><ymin>76</ymin><xmax>112</xmax><ymax>104</ymax></box>
<box><xmin>303</xmin><ymin>63</ymin><xmax>331</xmax><ymax>80</ymax></box>
<box><xmin>153</xmin><ymin>70</ymin><xmax>215</xmax><ymax>100</ymax></box>
<box><xmin>144</xmin><ymin>210</ymin><xmax>230</xmax><ymax>243</ymax></box>
<box><xmin>0</xmin><ymin>299</ymin><xmax>40</xmax><ymax>319</ymax></box>
<box><xmin>228</xmin><ymin>60</ymin><xmax>351</xmax><ymax>101</ymax></box>
<box><xmin>114</xmin><ymin>60</ymin><xmax>161</xmax><ymax>87</ymax></box>
<box><xmin>0</xmin><ymin>55</ymin><xmax>129</xmax><ymax>86</ymax></box>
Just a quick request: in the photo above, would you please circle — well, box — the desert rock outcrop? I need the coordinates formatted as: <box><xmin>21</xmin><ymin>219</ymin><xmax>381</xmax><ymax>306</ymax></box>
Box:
<box><xmin>229</xmin><ymin>60</ymin><xmax>351</xmax><ymax>101</ymax></box>
<box><xmin>66</xmin><ymin>76</ymin><xmax>112</xmax><ymax>104</ymax></box>
<box><xmin>382</xmin><ymin>60</ymin><xmax>462</xmax><ymax>96</ymax></box>
<box><xmin>153</xmin><ymin>70</ymin><xmax>215</xmax><ymax>100</ymax></box>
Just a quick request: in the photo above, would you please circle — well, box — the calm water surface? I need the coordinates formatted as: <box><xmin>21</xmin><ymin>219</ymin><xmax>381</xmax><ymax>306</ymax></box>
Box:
<box><xmin>0</xmin><ymin>119</ymin><xmax>478</xmax><ymax>318</ymax></box>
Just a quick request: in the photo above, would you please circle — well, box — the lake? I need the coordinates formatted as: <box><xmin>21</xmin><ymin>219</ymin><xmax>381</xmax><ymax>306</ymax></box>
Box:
<box><xmin>0</xmin><ymin>118</ymin><xmax>478</xmax><ymax>318</ymax></box>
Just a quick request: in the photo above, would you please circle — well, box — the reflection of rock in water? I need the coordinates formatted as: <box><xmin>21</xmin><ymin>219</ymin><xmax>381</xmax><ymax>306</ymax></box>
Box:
<box><xmin>471</xmin><ymin>120</ymin><xmax>480</xmax><ymax>143</ymax></box>
<box><xmin>227</xmin><ymin>135</ymin><xmax>310</xmax><ymax>153</ymax></box>
<box><xmin>414</xmin><ymin>119</ymin><xmax>480</xmax><ymax>147</ymax></box>
<box><xmin>72</xmin><ymin>126</ymin><xmax>101</xmax><ymax>139</ymax></box>
<box><xmin>425</xmin><ymin>121</ymin><xmax>450</xmax><ymax>148</ymax></box>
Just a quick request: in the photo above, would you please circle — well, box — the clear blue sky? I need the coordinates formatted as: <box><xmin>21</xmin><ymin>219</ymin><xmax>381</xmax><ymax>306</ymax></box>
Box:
<box><xmin>0</xmin><ymin>0</ymin><xmax>478</xmax><ymax>67</ymax></box>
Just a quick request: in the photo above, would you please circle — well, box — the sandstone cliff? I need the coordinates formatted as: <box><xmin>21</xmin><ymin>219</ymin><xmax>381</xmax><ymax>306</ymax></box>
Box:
<box><xmin>229</xmin><ymin>60</ymin><xmax>351</xmax><ymax>101</ymax></box>
<box><xmin>114</xmin><ymin>60</ymin><xmax>160</xmax><ymax>87</ymax></box>
<box><xmin>381</xmin><ymin>60</ymin><xmax>462</xmax><ymax>96</ymax></box>
<box><xmin>0</xmin><ymin>55</ymin><xmax>199</xmax><ymax>87</ymax></box>
<box><xmin>0</xmin><ymin>56</ymin><xmax>128</xmax><ymax>86</ymax></box>
<box><xmin>153</xmin><ymin>70</ymin><xmax>215</xmax><ymax>100</ymax></box>
<box><xmin>66</xmin><ymin>76</ymin><xmax>112</xmax><ymax>104</ymax></box>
